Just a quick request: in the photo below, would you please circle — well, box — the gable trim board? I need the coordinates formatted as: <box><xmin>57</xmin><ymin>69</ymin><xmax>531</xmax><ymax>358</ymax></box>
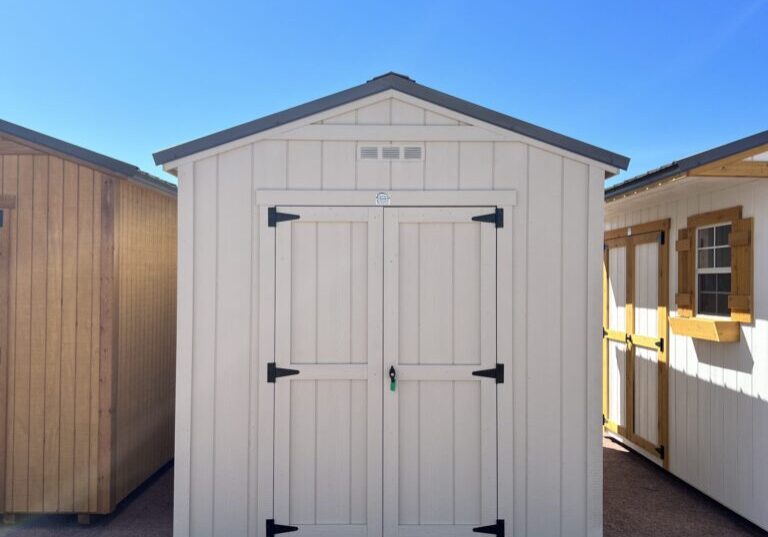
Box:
<box><xmin>153</xmin><ymin>72</ymin><xmax>629</xmax><ymax>172</ymax></box>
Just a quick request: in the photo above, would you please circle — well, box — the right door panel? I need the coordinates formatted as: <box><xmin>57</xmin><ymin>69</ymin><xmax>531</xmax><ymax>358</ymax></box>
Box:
<box><xmin>383</xmin><ymin>208</ymin><xmax>498</xmax><ymax>537</ymax></box>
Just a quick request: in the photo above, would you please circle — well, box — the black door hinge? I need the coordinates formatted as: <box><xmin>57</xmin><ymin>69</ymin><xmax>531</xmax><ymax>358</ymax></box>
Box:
<box><xmin>266</xmin><ymin>519</ymin><xmax>298</xmax><ymax>536</ymax></box>
<box><xmin>655</xmin><ymin>444</ymin><xmax>665</xmax><ymax>460</ymax></box>
<box><xmin>658</xmin><ymin>230</ymin><xmax>665</xmax><ymax>245</ymax></box>
<box><xmin>655</xmin><ymin>338</ymin><xmax>664</xmax><ymax>353</ymax></box>
<box><xmin>474</xmin><ymin>519</ymin><xmax>505</xmax><ymax>536</ymax></box>
<box><xmin>602</xmin><ymin>414</ymin><xmax>607</xmax><ymax>426</ymax></box>
<box><xmin>472</xmin><ymin>364</ymin><xmax>504</xmax><ymax>384</ymax></box>
<box><xmin>602</xmin><ymin>327</ymin><xmax>608</xmax><ymax>338</ymax></box>
<box><xmin>0</xmin><ymin>209</ymin><xmax>4</xmax><ymax>228</ymax></box>
<box><xmin>267</xmin><ymin>362</ymin><xmax>300</xmax><ymax>383</ymax></box>
<box><xmin>472</xmin><ymin>208</ymin><xmax>503</xmax><ymax>228</ymax></box>
<box><xmin>268</xmin><ymin>207</ymin><xmax>300</xmax><ymax>227</ymax></box>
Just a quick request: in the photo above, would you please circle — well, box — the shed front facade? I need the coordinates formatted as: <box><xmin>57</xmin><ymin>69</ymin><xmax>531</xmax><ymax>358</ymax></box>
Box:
<box><xmin>156</xmin><ymin>73</ymin><xmax>628</xmax><ymax>537</ymax></box>
<box><xmin>0</xmin><ymin>120</ymin><xmax>177</xmax><ymax>517</ymax></box>
<box><xmin>603</xmin><ymin>131</ymin><xmax>768</xmax><ymax>531</ymax></box>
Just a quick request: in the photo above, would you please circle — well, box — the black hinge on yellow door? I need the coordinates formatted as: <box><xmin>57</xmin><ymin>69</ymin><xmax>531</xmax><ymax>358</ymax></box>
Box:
<box><xmin>473</xmin><ymin>519</ymin><xmax>505</xmax><ymax>536</ymax></box>
<box><xmin>266</xmin><ymin>519</ymin><xmax>298</xmax><ymax>536</ymax></box>
<box><xmin>472</xmin><ymin>208</ymin><xmax>503</xmax><ymax>228</ymax></box>
<box><xmin>268</xmin><ymin>207</ymin><xmax>300</xmax><ymax>227</ymax></box>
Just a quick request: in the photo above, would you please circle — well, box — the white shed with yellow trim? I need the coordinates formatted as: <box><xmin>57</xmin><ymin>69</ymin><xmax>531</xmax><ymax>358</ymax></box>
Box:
<box><xmin>155</xmin><ymin>73</ymin><xmax>628</xmax><ymax>537</ymax></box>
<box><xmin>604</xmin><ymin>130</ymin><xmax>768</xmax><ymax>531</ymax></box>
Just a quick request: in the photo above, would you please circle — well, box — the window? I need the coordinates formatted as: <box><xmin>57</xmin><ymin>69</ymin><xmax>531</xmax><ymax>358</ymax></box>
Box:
<box><xmin>696</xmin><ymin>223</ymin><xmax>731</xmax><ymax>316</ymax></box>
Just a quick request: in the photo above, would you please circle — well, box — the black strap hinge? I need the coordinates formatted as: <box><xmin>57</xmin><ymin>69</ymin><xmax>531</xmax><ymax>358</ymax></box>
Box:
<box><xmin>473</xmin><ymin>519</ymin><xmax>505</xmax><ymax>536</ymax></box>
<box><xmin>267</xmin><ymin>362</ymin><xmax>300</xmax><ymax>383</ymax></box>
<box><xmin>655</xmin><ymin>338</ymin><xmax>664</xmax><ymax>352</ymax></box>
<box><xmin>656</xmin><ymin>444</ymin><xmax>665</xmax><ymax>460</ymax></box>
<box><xmin>266</xmin><ymin>519</ymin><xmax>298</xmax><ymax>537</ymax></box>
<box><xmin>268</xmin><ymin>207</ymin><xmax>300</xmax><ymax>227</ymax></box>
<box><xmin>472</xmin><ymin>364</ymin><xmax>504</xmax><ymax>384</ymax></box>
<box><xmin>658</xmin><ymin>230</ymin><xmax>665</xmax><ymax>245</ymax></box>
<box><xmin>472</xmin><ymin>208</ymin><xmax>503</xmax><ymax>228</ymax></box>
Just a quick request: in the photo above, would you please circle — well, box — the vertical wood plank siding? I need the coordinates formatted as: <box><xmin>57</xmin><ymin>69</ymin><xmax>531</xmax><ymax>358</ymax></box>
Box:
<box><xmin>0</xmin><ymin>153</ymin><xmax>177</xmax><ymax>514</ymax></box>
<box><xmin>114</xmin><ymin>181</ymin><xmax>177</xmax><ymax>504</ymax></box>
<box><xmin>0</xmin><ymin>154</ymin><xmax>101</xmax><ymax>512</ymax></box>
<box><xmin>605</xmin><ymin>178</ymin><xmax>768</xmax><ymax>531</ymax></box>
<box><xmin>176</xmin><ymin>97</ymin><xmax>606</xmax><ymax>536</ymax></box>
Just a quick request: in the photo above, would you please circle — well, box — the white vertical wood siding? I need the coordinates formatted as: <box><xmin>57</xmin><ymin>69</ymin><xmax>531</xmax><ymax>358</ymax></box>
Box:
<box><xmin>175</xmin><ymin>96</ymin><xmax>607</xmax><ymax>537</ymax></box>
<box><xmin>605</xmin><ymin>178</ymin><xmax>768</xmax><ymax>531</ymax></box>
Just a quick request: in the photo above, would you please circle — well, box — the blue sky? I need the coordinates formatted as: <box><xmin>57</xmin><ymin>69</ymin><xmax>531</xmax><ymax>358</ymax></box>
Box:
<box><xmin>1</xmin><ymin>0</ymin><xmax>766</xmax><ymax>185</ymax></box>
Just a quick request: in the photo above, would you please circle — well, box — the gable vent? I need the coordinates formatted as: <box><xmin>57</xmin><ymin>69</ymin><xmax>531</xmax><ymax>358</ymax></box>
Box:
<box><xmin>382</xmin><ymin>146</ymin><xmax>401</xmax><ymax>160</ymax></box>
<box><xmin>358</xmin><ymin>144</ymin><xmax>424</xmax><ymax>161</ymax></box>
<box><xmin>403</xmin><ymin>146</ymin><xmax>422</xmax><ymax>160</ymax></box>
<box><xmin>360</xmin><ymin>146</ymin><xmax>379</xmax><ymax>159</ymax></box>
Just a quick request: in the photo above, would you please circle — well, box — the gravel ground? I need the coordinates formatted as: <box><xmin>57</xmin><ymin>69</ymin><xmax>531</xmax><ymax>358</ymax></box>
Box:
<box><xmin>604</xmin><ymin>436</ymin><xmax>766</xmax><ymax>537</ymax></box>
<box><xmin>0</xmin><ymin>464</ymin><xmax>172</xmax><ymax>537</ymax></box>
<box><xmin>0</xmin><ymin>441</ymin><xmax>764</xmax><ymax>536</ymax></box>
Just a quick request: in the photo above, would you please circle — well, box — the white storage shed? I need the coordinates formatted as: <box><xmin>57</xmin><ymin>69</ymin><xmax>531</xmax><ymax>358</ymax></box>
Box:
<box><xmin>603</xmin><ymin>131</ymin><xmax>768</xmax><ymax>531</ymax></box>
<box><xmin>154</xmin><ymin>73</ymin><xmax>629</xmax><ymax>537</ymax></box>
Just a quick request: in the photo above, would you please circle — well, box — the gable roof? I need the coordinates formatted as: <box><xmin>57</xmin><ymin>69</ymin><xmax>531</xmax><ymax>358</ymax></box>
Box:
<box><xmin>0</xmin><ymin>118</ymin><xmax>176</xmax><ymax>195</ymax></box>
<box><xmin>153</xmin><ymin>72</ymin><xmax>630</xmax><ymax>170</ymax></box>
<box><xmin>606</xmin><ymin>130</ymin><xmax>768</xmax><ymax>200</ymax></box>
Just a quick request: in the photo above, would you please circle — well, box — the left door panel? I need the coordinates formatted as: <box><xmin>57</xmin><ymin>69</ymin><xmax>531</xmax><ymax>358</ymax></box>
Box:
<box><xmin>273</xmin><ymin>207</ymin><xmax>383</xmax><ymax>537</ymax></box>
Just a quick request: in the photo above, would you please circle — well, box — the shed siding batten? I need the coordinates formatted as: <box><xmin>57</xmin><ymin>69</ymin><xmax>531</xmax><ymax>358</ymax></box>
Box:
<box><xmin>175</xmin><ymin>94</ymin><xmax>609</xmax><ymax>537</ymax></box>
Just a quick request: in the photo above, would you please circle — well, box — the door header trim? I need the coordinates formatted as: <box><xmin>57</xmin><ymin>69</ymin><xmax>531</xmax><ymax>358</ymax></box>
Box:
<box><xmin>255</xmin><ymin>189</ymin><xmax>517</xmax><ymax>208</ymax></box>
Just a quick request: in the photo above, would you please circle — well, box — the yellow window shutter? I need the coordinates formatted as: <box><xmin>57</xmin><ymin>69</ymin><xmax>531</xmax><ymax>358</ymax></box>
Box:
<box><xmin>729</xmin><ymin>217</ymin><xmax>753</xmax><ymax>323</ymax></box>
<box><xmin>675</xmin><ymin>227</ymin><xmax>694</xmax><ymax>317</ymax></box>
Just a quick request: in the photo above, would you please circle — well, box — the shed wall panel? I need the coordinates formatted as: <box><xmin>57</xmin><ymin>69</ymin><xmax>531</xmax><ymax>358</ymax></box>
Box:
<box><xmin>114</xmin><ymin>180</ymin><xmax>177</xmax><ymax>504</ymax></box>
<box><xmin>177</xmin><ymin>94</ymin><xmax>605</xmax><ymax>537</ymax></box>
<box><xmin>0</xmin><ymin>155</ymin><xmax>102</xmax><ymax>513</ymax></box>
<box><xmin>606</xmin><ymin>178</ymin><xmax>768</xmax><ymax>530</ymax></box>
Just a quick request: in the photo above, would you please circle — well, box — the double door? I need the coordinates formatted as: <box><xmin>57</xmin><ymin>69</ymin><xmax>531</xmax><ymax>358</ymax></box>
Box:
<box><xmin>269</xmin><ymin>206</ymin><xmax>500</xmax><ymax>536</ymax></box>
<box><xmin>602</xmin><ymin>221</ymin><xmax>669</xmax><ymax>464</ymax></box>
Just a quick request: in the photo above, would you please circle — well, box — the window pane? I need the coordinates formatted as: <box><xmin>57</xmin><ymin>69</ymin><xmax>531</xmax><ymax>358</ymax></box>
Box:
<box><xmin>698</xmin><ymin>249</ymin><xmax>713</xmax><ymax>268</ymax></box>
<box><xmin>718</xmin><ymin>273</ymin><xmax>731</xmax><ymax>293</ymax></box>
<box><xmin>715</xmin><ymin>246</ymin><xmax>731</xmax><ymax>268</ymax></box>
<box><xmin>716</xmin><ymin>294</ymin><xmax>730</xmax><ymax>316</ymax></box>
<box><xmin>699</xmin><ymin>292</ymin><xmax>717</xmax><ymax>315</ymax></box>
<box><xmin>716</xmin><ymin>225</ymin><xmax>731</xmax><ymax>246</ymax></box>
<box><xmin>698</xmin><ymin>227</ymin><xmax>714</xmax><ymax>248</ymax></box>
<box><xmin>699</xmin><ymin>273</ymin><xmax>717</xmax><ymax>292</ymax></box>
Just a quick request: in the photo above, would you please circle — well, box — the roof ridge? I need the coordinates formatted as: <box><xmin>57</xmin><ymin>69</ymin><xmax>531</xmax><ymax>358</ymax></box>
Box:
<box><xmin>153</xmin><ymin>75</ymin><xmax>629</xmax><ymax>170</ymax></box>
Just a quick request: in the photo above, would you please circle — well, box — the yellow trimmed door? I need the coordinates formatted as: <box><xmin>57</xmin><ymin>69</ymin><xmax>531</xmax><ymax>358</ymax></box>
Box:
<box><xmin>603</xmin><ymin>224</ymin><xmax>669</xmax><ymax>466</ymax></box>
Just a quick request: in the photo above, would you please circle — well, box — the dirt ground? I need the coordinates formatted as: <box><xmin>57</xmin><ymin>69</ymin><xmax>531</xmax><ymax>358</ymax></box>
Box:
<box><xmin>0</xmin><ymin>441</ymin><xmax>765</xmax><ymax>536</ymax></box>
<box><xmin>604</xmin><ymin>436</ymin><xmax>766</xmax><ymax>537</ymax></box>
<box><xmin>0</xmin><ymin>464</ymin><xmax>172</xmax><ymax>536</ymax></box>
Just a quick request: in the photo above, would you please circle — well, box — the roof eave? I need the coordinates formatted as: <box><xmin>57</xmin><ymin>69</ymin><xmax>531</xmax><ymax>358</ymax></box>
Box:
<box><xmin>153</xmin><ymin>74</ymin><xmax>629</xmax><ymax>171</ymax></box>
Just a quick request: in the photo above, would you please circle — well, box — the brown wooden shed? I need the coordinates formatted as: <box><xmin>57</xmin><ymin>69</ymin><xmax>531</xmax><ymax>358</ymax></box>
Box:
<box><xmin>0</xmin><ymin>119</ymin><xmax>177</xmax><ymax>520</ymax></box>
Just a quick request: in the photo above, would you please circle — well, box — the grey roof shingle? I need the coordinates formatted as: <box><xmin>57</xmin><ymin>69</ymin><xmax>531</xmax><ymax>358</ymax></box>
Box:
<box><xmin>153</xmin><ymin>72</ymin><xmax>629</xmax><ymax>170</ymax></box>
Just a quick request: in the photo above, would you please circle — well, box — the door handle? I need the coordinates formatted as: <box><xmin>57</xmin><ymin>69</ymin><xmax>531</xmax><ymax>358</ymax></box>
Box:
<box><xmin>389</xmin><ymin>365</ymin><xmax>397</xmax><ymax>392</ymax></box>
